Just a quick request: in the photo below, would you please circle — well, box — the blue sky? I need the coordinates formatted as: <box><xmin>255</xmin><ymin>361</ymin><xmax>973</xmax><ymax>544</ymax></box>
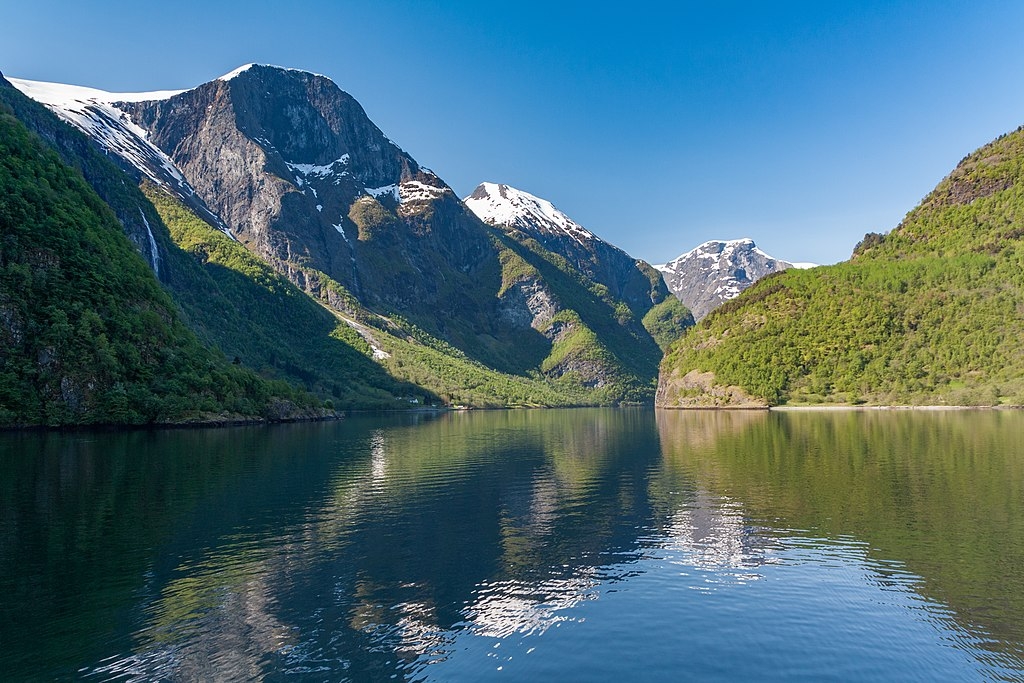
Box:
<box><xmin>4</xmin><ymin>1</ymin><xmax>1024</xmax><ymax>265</ymax></box>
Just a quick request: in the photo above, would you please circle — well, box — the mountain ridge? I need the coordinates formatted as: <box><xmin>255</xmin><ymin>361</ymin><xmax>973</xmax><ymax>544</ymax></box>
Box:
<box><xmin>464</xmin><ymin>181</ymin><xmax>693</xmax><ymax>347</ymax></box>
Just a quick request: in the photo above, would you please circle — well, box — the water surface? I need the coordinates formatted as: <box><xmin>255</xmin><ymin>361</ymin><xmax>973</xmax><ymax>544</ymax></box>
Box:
<box><xmin>1</xmin><ymin>409</ymin><xmax>1022</xmax><ymax>681</ymax></box>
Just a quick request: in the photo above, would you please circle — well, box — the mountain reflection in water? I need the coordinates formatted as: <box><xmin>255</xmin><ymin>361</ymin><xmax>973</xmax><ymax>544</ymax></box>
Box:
<box><xmin>0</xmin><ymin>409</ymin><xmax>1021</xmax><ymax>681</ymax></box>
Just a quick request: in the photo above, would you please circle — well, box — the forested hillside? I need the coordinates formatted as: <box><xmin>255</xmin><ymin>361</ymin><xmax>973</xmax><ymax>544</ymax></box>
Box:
<box><xmin>658</xmin><ymin>126</ymin><xmax>1024</xmax><ymax>407</ymax></box>
<box><xmin>0</xmin><ymin>104</ymin><xmax>324</xmax><ymax>426</ymax></box>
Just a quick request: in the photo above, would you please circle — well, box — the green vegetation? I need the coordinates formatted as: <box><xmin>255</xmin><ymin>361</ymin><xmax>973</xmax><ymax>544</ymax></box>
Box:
<box><xmin>660</xmin><ymin>125</ymin><xmax>1024</xmax><ymax>406</ymax></box>
<box><xmin>0</xmin><ymin>105</ymin><xmax>319</xmax><ymax>426</ymax></box>
<box><xmin>642</xmin><ymin>297</ymin><xmax>695</xmax><ymax>351</ymax></box>
<box><xmin>348</xmin><ymin>195</ymin><xmax>396</xmax><ymax>241</ymax></box>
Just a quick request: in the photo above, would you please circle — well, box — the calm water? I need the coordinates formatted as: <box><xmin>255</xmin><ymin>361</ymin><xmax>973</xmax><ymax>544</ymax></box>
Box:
<box><xmin>1</xmin><ymin>409</ymin><xmax>1023</xmax><ymax>681</ymax></box>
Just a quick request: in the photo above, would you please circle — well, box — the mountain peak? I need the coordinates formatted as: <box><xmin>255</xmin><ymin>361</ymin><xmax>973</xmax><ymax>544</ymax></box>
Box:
<box><xmin>464</xmin><ymin>182</ymin><xmax>679</xmax><ymax>316</ymax></box>
<box><xmin>215</xmin><ymin>63</ymin><xmax>330</xmax><ymax>83</ymax></box>
<box><xmin>217</xmin><ymin>64</ymin><xmax>258</xmax><ymax>81</ymax></box>
<box><xmin>464</xmin><ymin>182</ymin><xmax>598</xmax><ymax>245</ymax></box>
<box><xmin>656</xmin><ymin>238</ymin><xmax>796</xmax><ymax>320</ymax></box>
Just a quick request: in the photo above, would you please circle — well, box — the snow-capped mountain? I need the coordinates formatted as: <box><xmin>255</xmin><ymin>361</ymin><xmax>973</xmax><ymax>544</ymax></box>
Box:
<box><xmin>12</xmin><ymin>65</ymin><xmax>476</xmax><ymax>301</ymax></box>
<box><xmin>465</xmin><ymin>182</ymin><xmax>671</xmax><ymax>314</ymax></box>
<box><xmin>656</xmin><ymin>239</ymin><xmax>813</xmax><ymax>321</ymax></box>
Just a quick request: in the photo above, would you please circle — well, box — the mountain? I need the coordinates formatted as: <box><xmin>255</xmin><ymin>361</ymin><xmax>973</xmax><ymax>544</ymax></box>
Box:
<box><xmin>10</xmin><ymin>65</ymin><xmax>684</xmax><ymax>405</ymax></box>
<box><xmin>658</xmin><ymin>125</ymin><xmax>1024</xmax><ymax>408</ymax></box>
<box><xmin>464</xmin><ymin>182</ymin><xmax>672</xmax><ymax>312</ymax></box>
<box><xmin>655</xmin><ymin>238</ymin><xmax>810</xmax><ymax>321</ymax></box>
<box><xmin>0</xmin><ymin>79</ymin><xmax>330</xmax><ymax>426</ymax></box>
<box><xmin>464</xmin><ymin>182</ymin><xmax>693</xmax><ymax>349</ymax></box>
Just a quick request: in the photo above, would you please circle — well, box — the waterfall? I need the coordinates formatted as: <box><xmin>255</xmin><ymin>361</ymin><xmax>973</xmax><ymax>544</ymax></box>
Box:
<box><xmin>139</xmin><ymin>209</ymin><xmax>160</xmax><ymax>277</ymax></box>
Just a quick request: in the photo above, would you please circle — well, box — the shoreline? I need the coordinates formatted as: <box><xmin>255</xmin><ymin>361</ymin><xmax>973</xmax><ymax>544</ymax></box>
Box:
<box><xmin>5</xmin><ymin>403</ymin><xmax>1022</xmax><ymax>433</ymax></box>
<box><xmin>0</xmin><ymin>405</ymin><xmax>472</xmax><ymax>434</ymax></box>
<box><xmin>656</xmin><ymin>403</ymin><xmax>1024</xmax><ymax>412</ymax></box>
<box><xmin>769</xmin><ymin>404</ymin><xmax>1022</xmax><ymax>412</ymax></box>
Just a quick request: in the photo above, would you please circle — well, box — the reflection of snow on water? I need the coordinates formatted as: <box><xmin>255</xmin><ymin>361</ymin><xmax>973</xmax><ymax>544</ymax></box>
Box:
<box><xmin>527</xmin><ymin>475</ymin><xmax>560</xmax><ymax>536</ymax></box>
<box><xmin>354</xmin><ymin>599</ymin><xmax>454</xmax><ymax>665</ymax></box>
<box><xmin>83</xmin><ymin>573</ymin><xmax>295</xmax><ymax>681</ymax></box>
<box><xmin>369</xmin><ymin>431</ymin><xmax>387</xmax><ymax>481</ymax></box>
<box><xmin>465</xmin><ymin>571</ymin><xmax>600</xmax><ymax>638</ymax></box>
<box><xmin>662</xmin><ymin>491</ymin><xmax>778</xmax><ymax>586</ymax></box>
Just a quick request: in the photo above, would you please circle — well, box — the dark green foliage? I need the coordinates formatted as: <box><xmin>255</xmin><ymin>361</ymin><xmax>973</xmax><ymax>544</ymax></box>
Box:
<box><xmin>642</xmin><ymin>297</ymin><xmax>695</xmax><ymax>351</ymax></box>
<box><xmin>662</xmin><ymin>125</ymin><xmax>1024</xmax><ymax>406</ymax></box>
<box><xmin>348</xmin><ymin>196</ymin><xmax>398</xmax><ymax>241</ymax></box>
<box><xmin>0</xmin><ymin>106</ymin><xmax>317</xmax><ymax>426</ymax></box>
<box><xmin>853</xmin><ymin>231</ymin><xmax>885</xmax><ymax>256</ymax></box>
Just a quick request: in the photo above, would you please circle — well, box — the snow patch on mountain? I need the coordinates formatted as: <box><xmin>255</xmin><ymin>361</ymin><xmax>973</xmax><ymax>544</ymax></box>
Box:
<box><xmin>464</xmin><ymin>182</ymin><xmax>599</xmax><ymax>245</ymax></box>
<box><xmin>287</xmin><ymin>154</ymin><xmax>350</xmax><ymax>179</ymax></box>
<box><xmin>8</xmin><ymin>78</ymin><xmax>185</xmax><ymax>105</ymax></box>
<box><xmin>365</xmin><ymin>184</ymin><xmax>399</xmax><ymax>201</ymax></box>
<box><xmin>399</xmin><ymin>180</ymin><xmax>452</xmax><ymax>203</ymax></box>
<box><xmin>8</xmin><ymin>76</ymin><xmax>236</xmax><ymax>240</ymax></box>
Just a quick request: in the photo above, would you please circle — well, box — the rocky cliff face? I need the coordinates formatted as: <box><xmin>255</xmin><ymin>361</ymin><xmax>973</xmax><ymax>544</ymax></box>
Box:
<box><xmin>656</xmin><ymin>239</ymin><xmax>801</xmax><ymax>321</ymax></box>
<box><xmin>121</xmin><ymin>66</ymin><xmax>492</xmax><ymax>313</ymax></box>
<box><xmin>465</xmin><ymin>182</ymin><xmax>669</xmax><ymax>315</ymax></box>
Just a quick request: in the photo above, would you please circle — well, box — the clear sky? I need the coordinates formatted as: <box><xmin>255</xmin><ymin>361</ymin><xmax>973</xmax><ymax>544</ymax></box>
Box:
<box><xmin>4</xmin><ymin>1</ymin><xmax>1024</xmax><ymax>265</ymax></box>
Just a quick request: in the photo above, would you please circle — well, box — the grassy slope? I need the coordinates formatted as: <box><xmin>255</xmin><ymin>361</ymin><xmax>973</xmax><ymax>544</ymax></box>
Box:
<box><xmin>491</xmin><ymin>229</ymin><xmax>687</xmax><ymax>403</ymax></box>
<box><xmin>145</xmin><ymin>186</ymin><xmax>424</xmax><ymax>409</ymax></box>
<box><xmin>660</xmin><ymin>126</ymin><xmax>1024</xmax><ymax>407</ymax></box>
